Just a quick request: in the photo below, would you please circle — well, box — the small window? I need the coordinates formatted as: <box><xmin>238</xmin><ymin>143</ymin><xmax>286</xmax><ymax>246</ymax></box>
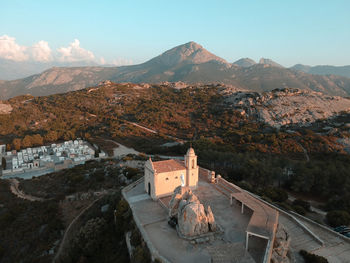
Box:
<box><xmin>175</xmin><ymin>176</ymin><xmax>178</xmax><ymax>179</ymax></box>
<box><xmin>166</xmin><ymin>177</ymin><xmax>169</xmax><ymax>180</ymax></box>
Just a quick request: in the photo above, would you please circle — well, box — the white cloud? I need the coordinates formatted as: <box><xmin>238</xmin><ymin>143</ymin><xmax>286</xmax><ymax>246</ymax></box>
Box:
<box><xmin>57</xmin><ymin>39</ymin><xmax>95</xmax><ymax>62</ymax></box>
<box><xmin>31</xmin><ymin>40</ymin><xmax>52</xmax><ymax>62</ymax></box>
<box><xmin>0</xmin><ymin>35</ymin><xmax>28</xmax><ymax>61</ymax></box>
<box><xmin>99</xmin><ymin>57</ymin><xmax>106</xmax><ymax>65</ymax></box>
<box><xmin>0</xmin><ymin>35</ymin><xmax>133</xmax><ymax>66</ymax></box>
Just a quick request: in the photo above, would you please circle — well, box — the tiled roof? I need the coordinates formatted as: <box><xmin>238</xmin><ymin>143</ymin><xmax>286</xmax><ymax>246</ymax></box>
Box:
<box><xmin>152</xmin><ymin>159</ymin><xmax>186</xmax><ymax>173</ymax></box>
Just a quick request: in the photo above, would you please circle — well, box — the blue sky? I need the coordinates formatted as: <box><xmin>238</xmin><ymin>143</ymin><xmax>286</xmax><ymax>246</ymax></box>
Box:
<box><xmin>1</xmin><ymin>0</ymin><xmax>350</xmax><ymax>66</ymax></box>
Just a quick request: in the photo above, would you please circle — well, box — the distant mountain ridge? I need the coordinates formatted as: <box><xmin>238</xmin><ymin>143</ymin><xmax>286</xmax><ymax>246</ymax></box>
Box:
<box><xmin>291</xmin><ymin>64</ymin><xmax>350</xmax><ymax>78</ymax></box>
<box><xmin>1</xmin><ymin>41</ymin><xmax>350</xmax><ymax>99</ymax></box>
<box><xmin>0</xmin><ymin>58</ymin><xmax>101</xmax><ymax>80</ymax></box>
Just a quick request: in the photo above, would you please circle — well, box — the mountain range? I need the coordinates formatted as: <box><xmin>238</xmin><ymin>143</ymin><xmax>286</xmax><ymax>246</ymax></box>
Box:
<box><xmin>1</xmin><ymin>41</ymin><xmax>350</xmax><ymax>99</ymax></box>
<box><xmin>290</xmin><ymin>64</ymin><xmax>350</xmax><ymax>78</ymax></box>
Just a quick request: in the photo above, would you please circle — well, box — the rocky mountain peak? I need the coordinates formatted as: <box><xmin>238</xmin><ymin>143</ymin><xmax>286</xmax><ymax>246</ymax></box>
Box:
<box><xmin>145</xmin><ymin>41</ymin><xmax>228</xmax><ymax>67</ymax></box>
<box><xmin>233</xmin><ymin>58</ymin><xmax>256</xmax><ymax>67</ymax></box>
<box><xmin>259</xmin><ymin>58</ymin><xmax>284</xmax><ymax>68</ymax></box>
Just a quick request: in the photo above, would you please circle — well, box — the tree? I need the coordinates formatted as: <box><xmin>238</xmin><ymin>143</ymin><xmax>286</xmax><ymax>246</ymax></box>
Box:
<box><xmin>12</xmin><ymin>138</ymin><xmax>21</xmax><ymax>150</ymax></box>
<box><xmin>326</xmin><ymin>210</ymin><xmax>350</xmax><ymax>227</ymax></box>
<box><xmin>44</xmin><ymin>130</ymin><xmax>58</xmax><ymax>142</ymax></box>
<box><xmin>32</xmin><ymin>134</ymin><xmax>43</xmax><ymax>146</ymax></box>
<box><xmin>22</xmin><ymin>135</ymin><xmax>33</xmax><ymax>148</ymax></box>
<box><xmin>73</xmin><ymin>217</ymin><xmax>107</xmax><ymax>257</ymax></box>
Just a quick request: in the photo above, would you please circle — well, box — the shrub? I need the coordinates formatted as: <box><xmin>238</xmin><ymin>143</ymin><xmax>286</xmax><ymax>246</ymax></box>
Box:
<box><xmin>262</xmin><ymin>187</ymin><xmax>288</xmax><ymax>202</ymax></box>
<box><xmin>130</xmin><ymin>228</ymin><xmax>142</xmax><ymax>247</ymax></box>
<box><xmin>124</xmin><ymin>167</ymin><xmax>140</xmax><ymax>180</ymax></box>
<box><xmin>73</xmin><ymin>217</ymin><xmax>107</xmax><ymax>257</ymax></box>
<box><xmin>326</xmin><ymin>210</ymin><xmax>350</xmax><ymax>227</ymax></box>
<box><xmin>299</xmin><ymin>250</ymin><xmax>328</xmax><ymax>263</ymax></box>
<box><xmin>293</xmin><ymin>199</ymin><xmax>311</xmax><ymax>212</ymax></box>
<box><xmin>132</xmin><ymin>245</ymin><xmax>151</xmax><ymax>263</ymax></box>
<box><xmin>293</xmin><ymin>205</ymin><xmax>307</xmax><ymax>216</ymax></box>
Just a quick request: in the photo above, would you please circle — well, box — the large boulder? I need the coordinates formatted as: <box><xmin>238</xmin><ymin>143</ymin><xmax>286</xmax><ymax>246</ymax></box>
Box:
<box><xmin>168</xmin><ymin>186</ymin><xmax>198</xmax><ymax>217</ymax></box>
<box><xmin>168</xmin><ymin>186</ymin><xmax>218</xmax><ymax>237</ymax></box>
<box><xmin>178</xmin><ymin>202</ymin><xmax>209</xmax><ymax>236</ymax></box>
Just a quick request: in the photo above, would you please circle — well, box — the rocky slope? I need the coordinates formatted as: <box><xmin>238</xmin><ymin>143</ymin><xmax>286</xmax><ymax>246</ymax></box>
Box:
<box><xmin>1</xmin><ymin>42</ymin><xmax>350</xmax><ymax>99</ymax></box>
<box><xmin>223</xmin><ymin>88</ymin><xmax>350</xmax><ymax>128</ymax></box>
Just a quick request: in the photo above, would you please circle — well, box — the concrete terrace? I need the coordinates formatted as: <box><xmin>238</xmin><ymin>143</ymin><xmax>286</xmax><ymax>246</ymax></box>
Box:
<box><xmin>123</xmin><ymin>171</ymin><xmax>269</xmax><ymax>263</ymax></box>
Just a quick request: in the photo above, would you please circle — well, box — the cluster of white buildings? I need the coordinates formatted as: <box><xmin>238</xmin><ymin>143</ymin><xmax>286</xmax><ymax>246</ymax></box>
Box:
<box><xmin>0</xmin><ymin>139</ymin><xmax>104</xmax><ymax>174</ymax></box>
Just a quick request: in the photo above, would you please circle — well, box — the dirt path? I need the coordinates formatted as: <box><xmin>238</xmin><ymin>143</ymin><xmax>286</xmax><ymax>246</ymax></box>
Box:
<box><xmin>8</xmin><ymin>178</ymin><xmax>44</xmax><ymax>201</ymax></box>
<box><xmin>124</xmin><ymin>120</ymin><xmax>157</xmax><ymax>134</ymax></box>
<box><xmin>53</xmin><ymin>196</ymin><xmax>104</xmax><ymax>263</ymax></box>
<box><xmin>124</xmin><ymin>120</ymin><xmax>185</xmax><ymax>144</ymax></box>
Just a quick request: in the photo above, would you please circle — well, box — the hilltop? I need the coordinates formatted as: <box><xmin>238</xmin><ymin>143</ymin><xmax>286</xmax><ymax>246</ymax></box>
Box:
<box><xmin>1</xmin><ymin>42</ymin><xmax>350</xmax><ymax>99</ymax></box>
<box><xmin>291</xmin><ymin>64</ymin><xmax>350</xmax><ymax>78</ymax></box>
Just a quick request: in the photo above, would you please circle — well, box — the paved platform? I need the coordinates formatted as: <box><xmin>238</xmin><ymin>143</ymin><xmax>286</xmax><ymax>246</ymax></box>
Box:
<box><xmin>124</xmin><ymin>177</ymin><xmax>263</xmax><ymax>263</ymax></box>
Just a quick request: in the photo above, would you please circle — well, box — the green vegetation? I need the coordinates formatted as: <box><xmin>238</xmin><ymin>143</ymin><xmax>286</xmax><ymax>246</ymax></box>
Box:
<box><xmin>0</xmin><ymin>158</ymin><xmax>146</xmax><ymax>262</ymax></box>
<box><xmin>299</xmin><ymin>250</ymin><xmax>328</xmax><ymax>263</ymax></box>
<box><xmin>326</xmin><ymin>210</ymin><xmax>350</xmax><ymax>227</ymax></box>
<box><xmin>0</xmin><ymin>180</ymin><xmax>63</xmax><ymax>263</ymax></box>
<box><xmin>64</xmin><ymin>194</ymin><xmax>132</xmax><ymax>263</ymax></box>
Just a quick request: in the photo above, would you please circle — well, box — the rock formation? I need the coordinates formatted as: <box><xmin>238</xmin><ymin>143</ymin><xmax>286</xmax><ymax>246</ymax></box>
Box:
<box><xmin>223</xmin><ymin>88</ymin><xmax>350</xmax><ymax>128</ymax></box>
<box><xmin>271</xmin><ymin>225</ymin><xmax>291</xmax><ymax>263</ymax></box>
<box><xmin>168</xmin><ymin>186</ymin><xmax>217</xmax><ymax>237</ymax></box>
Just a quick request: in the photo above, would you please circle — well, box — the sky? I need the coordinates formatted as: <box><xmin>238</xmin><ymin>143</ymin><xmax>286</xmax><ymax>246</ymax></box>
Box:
<box><xmin>1</xmin><ymin>0</ymin><xmax>350</xmax><ymax>67</ymax></box>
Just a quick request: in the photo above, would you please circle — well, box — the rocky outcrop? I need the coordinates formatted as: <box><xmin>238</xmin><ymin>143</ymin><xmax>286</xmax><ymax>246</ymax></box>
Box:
<box><xmin>223</xmin><ymin>88</ymin><xmax>350</xmax><ymax>128</ymax></box>
<box><xmin>178</xmin><ymin>201</ymin><xmax>209</xmax><ymax>236</ymax></box>
<box><xmin>0</xmin><ymin>102</ymin><xmax>12</xmax><ymax>114</ymax></box>
<box><xmin>206</xmin><ymin>206</ymin><xmax>217</xmax><ymax>232</ymax></box>
<box><xmin>168</xmin><ymin>186</ymin><xmax>217</xmax><ymax>237</ymax></box>
<box><xmin>271</xmin><ymin>225</ymin><xmax>291</xmax><ymax>263</ymax></box>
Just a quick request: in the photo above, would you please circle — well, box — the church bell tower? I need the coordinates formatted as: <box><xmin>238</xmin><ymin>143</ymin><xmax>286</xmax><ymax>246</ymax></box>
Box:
<box><xmin>184</xmin><ymin>147</ymin><xmax>199</xmax><ymax>188</ymax></box>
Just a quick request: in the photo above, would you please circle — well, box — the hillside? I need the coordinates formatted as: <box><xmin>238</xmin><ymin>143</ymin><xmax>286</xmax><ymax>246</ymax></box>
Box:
<box><xmin>2</xmin><ymin>42</ymin><xmax>350</xmax><ymax>99</ymax></box>
<box><xmin>1</xmin><ymin>82</ymin><xmax>350</xmax><ymax>235</ymax></box>
<box><xmin>1</xmin><ymin>82</ymin><xmax>350</xmax><ymax>157</ymax></box>
<box><xmin>292</xmin><ymin>64</ymin><xmax>350</xmax><ymax>78</ymax></box>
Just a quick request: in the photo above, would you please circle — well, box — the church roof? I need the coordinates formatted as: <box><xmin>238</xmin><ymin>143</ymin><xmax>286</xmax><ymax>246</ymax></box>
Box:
<box><xmin>152</xmin><ymin>159</ymin><xmax>186</xmax><ymax>174</ymax></box>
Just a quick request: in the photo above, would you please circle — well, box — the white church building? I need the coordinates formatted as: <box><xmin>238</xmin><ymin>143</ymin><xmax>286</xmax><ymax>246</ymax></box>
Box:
<box><xmin>144</xmin><ymin>148</ymin><xmax>199</xmax><ymax>200</ymax></box>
